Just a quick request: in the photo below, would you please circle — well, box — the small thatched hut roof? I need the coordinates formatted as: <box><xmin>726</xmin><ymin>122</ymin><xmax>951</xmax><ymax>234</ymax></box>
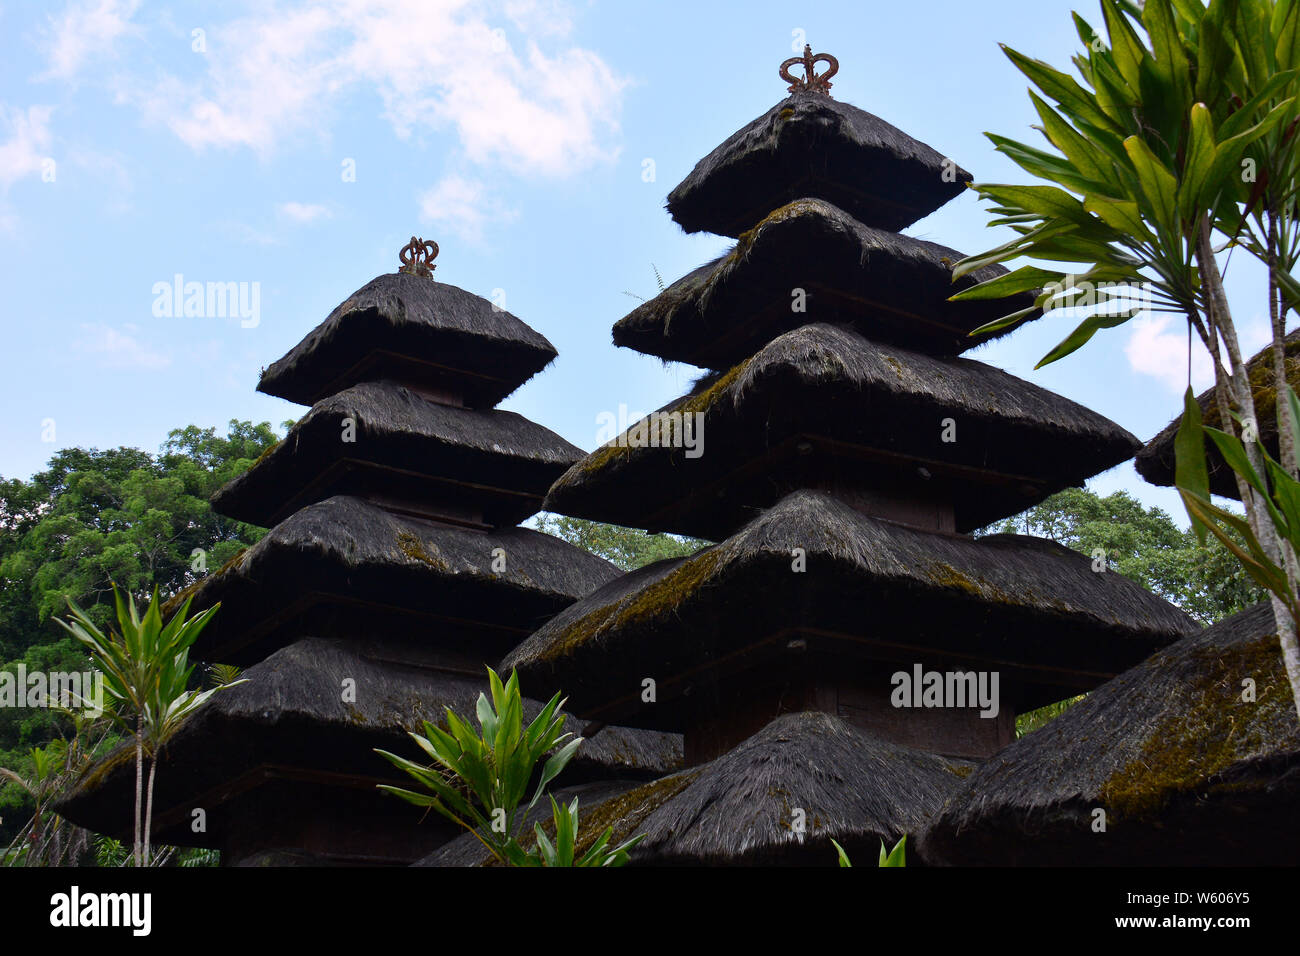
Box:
<box><xmin>502</xmin><ymin>490</ymin><xmax>1196</xmax><ymax>729</ymax></box>
<box><xmin>614</xmin><ymin>199</ymin><xmax>1037</xmax><ymax>368</ymax></box>
<box><xmin>666</xmin><ymin>92</ymin><xmax>971</xmax><ymax>238</ymax></box>
<box><xmin>418</xmin><ymin>712</ymin><xmax>974</xmax><ymax>866</ymax></box>
<box><xmin>1135</xmin><ymin>331</ymin><xmax>1300</xmax><ymax>499</ymax></box>
<box><xmin>212</xmin><ymin>380</ymin><xmax>582</xmax><ymax>528</ymax></box>
<box><xmin>918</xmin><ymin>603</ymin><xmax>1300</xmax><ymax>865</ymax></box>
<box><xmin>168</xmin><ymin>494</ymin><xmax>621</xmax><ymax>665</ymax></box>
<box><xmin>257</xmin><ymin>273</ymin><xmax>558</xmax><ymax>408</ymax></box>
<box><xmin>55</xmin><ymin>636</ymin><xmax>681</xmax><ymax>851</ymax></box>
<box><xmin>546</xmin><ymin>323</ymin><xmax>1140</xmax><ymax>538</ymax></box>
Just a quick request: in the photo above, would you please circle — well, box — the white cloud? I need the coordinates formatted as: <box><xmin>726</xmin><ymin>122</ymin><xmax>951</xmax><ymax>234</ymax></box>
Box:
<box><xmin>277</xmin><ymin>201</ymin><xmax>331</xmax><ymax>223</ymax></box>
<box><xmin>418</xmin><ymin>174</ymin><xmax>517</xmax><ymax>242</ymax></box>
<box><xmin>73</xmin><ymin>323</ymin><xmax>172</xmax><ymax>370</ymax></box>
<box><xmin>40</xmin><ymin>0</ymin><xmax>141</xmax><ymax>82</ymax></box>
<box><xmin>0</xmin><ymin>104</ymin><xmax>55</xmax><ymax>191</ymax></box>
<box><xmin>1125</xmin><ymin>312</ymin><xmax>1272</xmax><ymax>393</ymax></box>
<box><xmin>113</xmin><ymin>0</ymin><xmax>625</xmax><ymax>175</ymax></box>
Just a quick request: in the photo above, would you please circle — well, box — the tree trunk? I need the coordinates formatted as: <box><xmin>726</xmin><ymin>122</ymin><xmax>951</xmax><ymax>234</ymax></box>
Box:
<box><xmin>1198</xmin><ymin>216</ymin><xmax>1300</xmax><ymax>718</ymax></box>
<box><xmin>133</xmin><ymin>714</ymin><xmax>143</xmax><ymax>868</ymax></box>
<box><xmin>143</xmin><ymin>756</ymin><xmax>157</xmax><ymax>867</ymax></box>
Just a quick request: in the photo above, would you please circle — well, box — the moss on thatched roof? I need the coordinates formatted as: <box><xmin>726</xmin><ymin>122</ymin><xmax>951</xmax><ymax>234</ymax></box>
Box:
<box><xmin>666</xmin><ymin>92</ymin><xmax>971</xmax><ymax>238</ymax></box>
<box><xmin>170</xmin><ymin>494</ymin><xmax>620</xmax><ymax>664</ymax></box>
<box><xmin>258</xmin><ymin>273</ymin><xmax>558</xmax><ymax>408</ymax></box>
<box><xmin>1135</xmin><ymin>330</ymin><xmax>1300</xmax><ymax>499</ymax></box>
<box><xmin>502</xmin><ymin>490</ymin><xmax>1195</xmax><ymax>729</ymax></box>
<box><xmin>547</xmin><ymin>323</ymin><xmax>1140</xmax><ymax>538</ymax></box>
<box><xmin>54</xmin><ymin>636</ymin><xmax>682</xmax><ymax>846</ymax></box>
<box><xmin>614</xmin><ymin>199</ymin><xmax>1037</xmax><ymax>368</ymax></box>
<box><xmin>918</xmin><ymin>603</ymin><xmax>1300</xmax><ymax>865</ymax></box>
<box><xmin>417</xmin><ymin>712</ymin><xmax>974</xmax><ymax>866</ymax></box>
<box><xmin>212</xmin><ymin>380</ymin><xmax>582</xmax><ymax>528</ymax></box>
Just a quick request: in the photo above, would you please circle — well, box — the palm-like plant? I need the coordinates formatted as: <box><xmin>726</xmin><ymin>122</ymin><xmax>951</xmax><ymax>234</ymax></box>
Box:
<box><xmin>376</xmin><ymin>667</ymin><xmax>642</xmax><ymax>866</ymax></box>
<box><xmin>952</xmin><ymin>0</ymin><xmax>1300</xmax><ymax>715</ymax></box>
<box><xmin>57</xmin><ymin>585</ymin><xmax>239</xmax><ymax>866</ymax></box>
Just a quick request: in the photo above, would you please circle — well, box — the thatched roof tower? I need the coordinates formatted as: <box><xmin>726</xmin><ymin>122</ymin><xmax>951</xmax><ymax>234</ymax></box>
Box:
<box><xmin>918</xmin><ymin>602</ymin><xmax>1300</xmax><ymax>865</ymax></box>
<box><xmin>57</xmin><ymin>239</ymin><xmax>681</xmax><ymax>864</ymax></box>
<box><xmin>487</xmin><ymin>49</ymin><xmax>1198</xmax><ymax>862</ymax></box>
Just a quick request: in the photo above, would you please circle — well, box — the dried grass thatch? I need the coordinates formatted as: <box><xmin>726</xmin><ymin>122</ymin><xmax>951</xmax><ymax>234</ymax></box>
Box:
<box><xmin>258</xmin><ymin>273</ymin><xmax>557</xmax><ymax>408</ymax></box>
<box><xmin>918</xmin><ymin>602</ymin><xmax>1300</xmax><ymax>865</ymax></box>
<box><xmin>547</xmin><ymin>323</ymin><xmax>1140</xmax><ymax>538</ymax></box>
<box><xmin>55</xmin><ymin>636</ymin><xmax>682</xmax><ymax>849</ymax></box>
<box><xmin>169</xmin><ymin>494</ymin><xmax>621</xmax><ymax>665</ymax></box>
<box><xmin>666</xmin><ymin>92</ymin><xmax>971</xmax><ymax>237</ymax></box>
<box><xmin>1135</xmin><ymin>331</ymin><xmax>1300</xmax><ymax>499</ymax></box>
<box><xmin>614</xmin><ymin>199</ymin><xmax>1038</xmax><ymax>368</ymax></box>
<box><xmin>503</xmin><ymin>490</ymin><xmax>1196</xmax><ymax>728</ymax></box>
<box><xmin>212</xmin><ymin>380</ymin><xmax>583</xmax><ymax>528</ymax></box>
<box><xmin>418</xmin><ymin>712</ymin><xmax>974</xmax><ymax>866</ymax></box>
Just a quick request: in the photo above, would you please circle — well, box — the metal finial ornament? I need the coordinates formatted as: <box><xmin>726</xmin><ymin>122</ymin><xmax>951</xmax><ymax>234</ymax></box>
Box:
<box><xmin>398</xmin><ymin>237</ymin><xmax>439</xmax><ymax>277</ymax></box>
<box><xmin>780</xmin><ymin>44</ymin><xmax>838</xmax><ymax>96</ymax></box>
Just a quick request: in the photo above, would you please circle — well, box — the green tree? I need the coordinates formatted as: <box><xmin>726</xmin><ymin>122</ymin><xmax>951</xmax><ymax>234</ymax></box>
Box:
<box><xmin>953</xmin><ymin>0</ymin><xmax>1300</xmax><ymax>714</ymax></box>
<box><xmin>58</xmin><ymin>587</ymin><xmax>238</xmax><ymax>867</ymax></box>
<box><xmin>0</xmin><ymin>420</ymin><xmax>279</xmax><ymax>848</ymax></box>
<box><xmin>532</xmin><ymin>514</ymin><xmax>705</xmax><ymax>570</ymax></box>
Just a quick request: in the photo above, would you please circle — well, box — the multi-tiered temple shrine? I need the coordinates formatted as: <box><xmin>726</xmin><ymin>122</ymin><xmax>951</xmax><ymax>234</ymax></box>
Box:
<box><xmin>58</xmin><ymin>240</ymin><xmax>681</xmax><ymax>865</ymax></box>
<box><xmin>419</xmin><ymin>49</ymin><xmax>1198</xmax><ymax>865</ymax></box>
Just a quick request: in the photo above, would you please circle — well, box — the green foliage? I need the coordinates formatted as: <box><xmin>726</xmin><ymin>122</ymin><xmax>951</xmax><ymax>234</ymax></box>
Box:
<box><xmin>1016</xmin><ymin>695</ymin><xmax>1087</xmax><ymax>737</ymax></box>
<box><xmin>57</xmin><ymin>587</ymin><xmax>240</xmax><ymax>866</ymax></box>
<box><xmin>954</xmin><ymin>0</ymin><xmax>1297</xmax><ymax>362</ymax></box>
<box><xmin>532</xmin><ymin>513</ymin><xmax>705</xmax><ymax>571</ymax></box>
<box><xmin>879</xmin><ymin>834</ymin><xmax>907</xmax><ymax>867</ymax></box>
<box><xmin>530</xmin><ymin>795</ymin><xmax>643</xmax><ymax>867</ymax></box>
<box><xmin>830</xmin><ymin>834</ymin><xmax>907</xmax><ymax>867</ymax></box>
<box><xmin>0</xmin><ymin>420</ymin><xmax>277</xmax><ymax>637</ymax></box>
<box><xmin>375</xmin><ymin>667</ymin><xmax>641</xmax><ymax>866</ymax></box>
<box><xmin>831</xmin><ymin>838</ymin><xmax>852</xmax><ymax>867</ymax></box>
<box><xmin>1176</xmin><ymin>383</ymin><xmax>1300</xmax><ymax>622</ymax></box>
<box><xmin>0</xmin><ymin>421</ymin><xmax>278</xmax><ymax>848</ymax></box>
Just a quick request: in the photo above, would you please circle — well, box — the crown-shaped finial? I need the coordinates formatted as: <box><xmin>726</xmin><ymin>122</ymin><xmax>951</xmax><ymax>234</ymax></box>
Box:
<box><xmin>398</xmin><ymin>237</ymin><xmax>439</xmax><ymax>278</ymax></box>
<box><xmin>779</xmin><ymin>44</ymin><xmax>838</xmax><ymax>96</ymax></box>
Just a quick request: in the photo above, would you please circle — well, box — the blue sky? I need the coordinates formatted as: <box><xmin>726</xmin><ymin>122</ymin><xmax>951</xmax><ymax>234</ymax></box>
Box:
<box><xmin>0</xmin><ymin>0</ymin><xmax>1274</xmax><ymax>525</ymax></box>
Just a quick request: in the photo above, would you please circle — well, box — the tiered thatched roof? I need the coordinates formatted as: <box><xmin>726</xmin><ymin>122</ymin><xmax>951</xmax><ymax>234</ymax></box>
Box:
<box><xmin>546</xmin><ymin>323</ymin><xmax>1140</xmax><ymax>538</ymax></box>
<box><xmin>1135</xmin><ymin>330</ymin><xmax>1300</xmax><ymax>499</ymax></box>
<box><xmin>502</xmin><ymin>490</ymin><xmax>1196</xmax><ymax>728</ymax></box>
<box><xmin>169</xmin><ymin>495</ymin><xmax>621</xmax><ymax>664</ymax></box>
<box><xmin>419</xmin><ymin>712</ymin><xmax>974</xmax><ymax>866</ymax></box>
<box><xmin>666</xmin><ymin>92</ymin><xmax>971</xmax><ymax>237</ymax></box>
<box><xmin>212</xmin><ymin>380</ymin><xmax>582</xmax><ymax>528</ymax></box>
<box><xmin>918</xmin><ymin>602</ymin><xmax>1300</xmax><ymax>865</ymax></box>
<box><xmin>613</xmin><ymin>200</ymin><xmax>1037</xmax><ymax>368</ymax></box>
<box><xmin>258</xmin><ymin>273</ymin><xmax>558</xmax><ymax>408</ymax></box>
<box><xmin>55</xmin><ymin>637</ymin><xmax>682</xmax><ymax>850</ymax></box>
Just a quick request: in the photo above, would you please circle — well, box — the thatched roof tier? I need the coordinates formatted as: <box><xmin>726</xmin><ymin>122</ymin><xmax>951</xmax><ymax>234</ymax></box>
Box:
<box><xmin>1135</xmin><ymin>331</ymin><xmax>1300</xmax><ymax>499</ymax></box>
<box><xmin>169</xmin><ymin>495</ymin><xmax>621</xmax><ymax>665</ymax></box>
<box><xmin>918</xmin><ymin>603</ymin><xmax>1300</xmax><ymax>865</ymax></box>
<box><xmin>502</xmin><ymin>490</ymin><xmax>1195</xmax><ymax>731</ymax></box>
<box><xmin>666</xmin><ymin>92</ymin><xmax>971</xmax><ymax>238</ymax></box>
<box><xmin>546</xmin><ymin>323</ymin><xmax>1140</xmax><ymax>538</ymax></box>
<box><xmin>212</xmin><ymin>380</ymin><xmax>583</xmax><ymax>528</ymax></box>
<box><xmin>419</xmin><ymin>713</ymin><xmax>974</xmax><ymax>866</ymax></box>
<box><xmin>257</xmin><ymin>273</ymin><xmax>558</xmax><ymax>408</ymax></box>
<box><xmin>54</xmin><ymin>636</ymin><xmax>683</xmax><ymax>851</ymax></box>
<box><xmin>614</xmin><ymin>200</ymin><xmax>1038</xmax><ymax>368</ymax></box>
